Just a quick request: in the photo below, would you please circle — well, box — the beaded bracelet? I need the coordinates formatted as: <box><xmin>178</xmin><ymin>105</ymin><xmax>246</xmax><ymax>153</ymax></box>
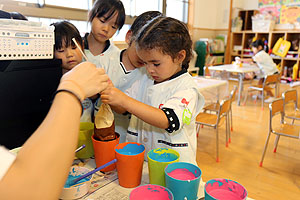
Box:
<box><xmin>53</xmin><ymin>89</ymin><xmax>84</xmax><ymax>115</ymax></box>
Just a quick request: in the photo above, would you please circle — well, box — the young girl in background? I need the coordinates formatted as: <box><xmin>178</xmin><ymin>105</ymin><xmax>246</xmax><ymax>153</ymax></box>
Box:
<box><xmin>52</xmin><ymin>21</ymin><xmax>94</xmax><ymax>122</ymax></box>
<box><xmin>101</xmin><ymin>17</ymin><xmax>205</xmax><ymax>165</ymax></box>
<box><xmin>83</xmin><ymin>0</ymin><xmax>125</xmax><ymax>67</ymax></box>
<box><xmin>241</xmin><ymin>39</ymin><xmax>279</xmax><ymax>99</ymax></box>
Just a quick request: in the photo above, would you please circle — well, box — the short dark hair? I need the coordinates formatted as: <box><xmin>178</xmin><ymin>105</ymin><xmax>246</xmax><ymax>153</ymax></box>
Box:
<box><xmin>88</xmin><ymin>0</ymin><xmax>125</xmax><ymax>30</ymax></box>
<box><xmin>251</xmin><ymin>39</ymin><xmax>264</xmax><ymax>49</ymax></box>
<box><xmin>51</xmin><ymin>21</ymin><xmax>83</xmax><ymax>51</ymax></box>
<box><xmin>136</xmin><ymin>17</ymin><xmax>192</xmax><ymax>69</ymax></box>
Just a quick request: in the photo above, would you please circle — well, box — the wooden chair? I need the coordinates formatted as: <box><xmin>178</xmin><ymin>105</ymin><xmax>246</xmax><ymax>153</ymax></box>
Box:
<box><xmin>282</xmin><ymin>89</ymin><xmax>300</xmax><ymax>124</ymax></box>
<box><xmin>203</xmin><ymin>86</ymin><xmax>238</xmax><ymax>135</ymax></box>
<box><xmin>196</xmin><ymin>98</ymin><xmax>231</xmax><ymax>162</ymax></box>
<box><xmin>243</xmin><ymin>73</ymin><xmax>280</xmax><ymax>109</ymax></box>
<box><xmin>259</xmin><ymin>98</ymin><xmax>300</xmax><ymax>167</ymax></box>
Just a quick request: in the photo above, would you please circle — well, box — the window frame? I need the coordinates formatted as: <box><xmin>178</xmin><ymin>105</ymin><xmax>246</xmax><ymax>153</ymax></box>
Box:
<box><xmin>2</xmin><ymin>0</ymin><xmax>190</xmax><ymax>23</ymax></box>
<box><xmin>1</xmin><ymin>0</ymin><xmax>194</xmax><ymax>40</ymax></box>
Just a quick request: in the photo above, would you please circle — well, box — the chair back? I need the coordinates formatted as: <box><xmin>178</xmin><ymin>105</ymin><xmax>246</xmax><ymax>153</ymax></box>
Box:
<box><xmin>263</xmin><ymin>73</ymin><xmax>280</xmax><ymax>87</ymax></box>
<box><xmin>219</xmin><ymin>98</ymin><xmax>231</xmax><ymax>116</ymax></box>
<box><xmin>282</xmin><ymin>89</ymin><xmax>297</xmax><ymax>105</ymax></box>
<box><xmin>269</xmin><ymin>98</ymin><xmax>284</xmax><ymax>117</ymax></box>
<box><xmin>230</xmin><ymin>86</ymin><xmax>238</xmax><ymax>103</ymax></box>
<box><xmin>269</xmin><ymin>98</ymin><xmax>284</xmax><ymax>133</ymax></box>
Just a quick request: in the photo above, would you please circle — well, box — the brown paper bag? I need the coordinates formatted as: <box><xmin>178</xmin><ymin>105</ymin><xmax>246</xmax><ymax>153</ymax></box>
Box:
<box><xmin>94</xmin><ymin>103</ymin><xmax>116</xmax><ymax>141</ymax></box>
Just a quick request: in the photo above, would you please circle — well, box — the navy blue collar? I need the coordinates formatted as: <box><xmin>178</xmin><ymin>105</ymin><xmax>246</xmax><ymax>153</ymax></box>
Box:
<box><xmin>83</xmin><ymin>33</ymin><xmax>110</xmax><ymax>53</ymax></box>
<box><xmin>154</xmin><ymin>68</ymin><xmax>187</xmax><ymax>84</ymax></box>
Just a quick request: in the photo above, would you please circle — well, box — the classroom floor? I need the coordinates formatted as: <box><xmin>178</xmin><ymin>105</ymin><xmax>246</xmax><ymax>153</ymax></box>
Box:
<box><xmin>196</xmin><ymin>81</ymin><xmax>300</xmax><ymax>200</ymax></box>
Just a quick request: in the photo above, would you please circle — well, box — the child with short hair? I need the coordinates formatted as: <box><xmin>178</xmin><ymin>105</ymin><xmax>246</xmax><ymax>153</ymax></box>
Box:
<box><xmin>101</xmin><ymin>17</ymin><xmax>205</xmax><ymax>165</ymax></box>
<box><xmin>83</xmin><ymin>0</ymin><xmax>125</xmax><ymax>67</ymax></box>
<box><xmin>52</xmin><ymin>21</ymin><xmax>93</xmax><ymax>122</ymax></box>
<box><xmin>94</xmin><ymin>11</ymin><xmax>163</xmax><ymax>143</ymax></box>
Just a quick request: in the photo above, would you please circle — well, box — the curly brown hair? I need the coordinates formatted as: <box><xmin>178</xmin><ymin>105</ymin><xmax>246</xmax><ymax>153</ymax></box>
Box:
<box><xmin>136</xmin><ymin>17</ymin><xmax>192</xmax><ymax>69</ymax></box>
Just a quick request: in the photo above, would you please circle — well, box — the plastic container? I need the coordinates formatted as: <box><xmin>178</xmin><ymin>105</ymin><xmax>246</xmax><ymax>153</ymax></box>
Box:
<box><xmin>165</xmin><ymin>162</ymin><xmax>201</xmax><ymax>200</ymax></box>
<box><xmin>115</xmin><ymin>142</ymin><xmax>145</xmax><ymax>188</ymax></box>
<box><xmin>129</xmin><ymin>184</ymin><xmax>174</xmax><ymax>200</ymax></box>
<box><xmin>252</xmin><ymin>19</ymin><xmax>275</xmax><ymax>32</ymax></box>
<box><xmin>204</xmin><ymin>178</ymin><xmax>247</xmax><ymax>200</ymax></box>
<box><xmin>92</xmin><ymin>133</ymin><xmax>120</xmax><ymax>172</ymax></box>
<box><xmin>60</xmin><ymin>166</ymin><xmax>93</xmax><ymax>199</ymax></box>
<box><xmin>75</xmin><ymin>122</ymin><xmax>94</xmax><ymax>159</ymax></box>
<box><xmin>147</xmin><ymin>148</ymin><xmax>180</xmax><ymax>186</ymax></box>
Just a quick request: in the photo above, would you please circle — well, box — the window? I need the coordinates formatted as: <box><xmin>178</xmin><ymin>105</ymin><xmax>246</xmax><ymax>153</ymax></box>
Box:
<box><xmin>27</xmin><ymin>17</ymin><xmax>91</xmax><ymax>37</ymax></box>
<box><xmin>8</xmin><ymin>0</ymin><xmax>190</xmax><ymax>41</ymax></box>
<box><xmin>45</xmin><ymin>0</ymin><xmax>93</xmax><ymax>10</ymax></box>
<box><xmin>122</xmin><ymin>0</ymin><xmax>188</xmax><ymax>22</ymax></box>
<box><xmin>122</xmin><ymin>0</ymin><xmax>162</xmax><ymax>17</ymax></box>
<box><xmin>14</xmin><ymin>0</ymin><xmax>93</xmax><ymax>10</ymax></box>
<box><xmin>166</xmin><ymin>0</ymin><xmax>188</xmax><ymax>23</ymax></box>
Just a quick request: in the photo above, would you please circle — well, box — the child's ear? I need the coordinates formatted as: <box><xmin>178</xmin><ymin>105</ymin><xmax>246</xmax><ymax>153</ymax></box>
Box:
<box><xmin>125</xmin><ymin>30</ymin><xmax>133</xmax><ymax>45</ymax></box>
<box><xmin>175</xmin><ymin>50</ymin><xmax>186</xmax><ymax>63</ymax></box>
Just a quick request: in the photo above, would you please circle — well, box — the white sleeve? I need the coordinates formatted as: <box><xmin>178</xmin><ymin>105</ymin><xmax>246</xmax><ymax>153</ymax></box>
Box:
<box><xmin>162</xmin><ymin>89</ymin><xmax>200</xmax><ymax>133</ymax></box>
<box><xmin>0</xmin><ymin>146</ymin><xmax>16</xmax><ymax>180</ymax></box>
<box><xmin>252</xmin><ymin>51</ymin><xmax>265</xmax><ymax>64</ymax></box>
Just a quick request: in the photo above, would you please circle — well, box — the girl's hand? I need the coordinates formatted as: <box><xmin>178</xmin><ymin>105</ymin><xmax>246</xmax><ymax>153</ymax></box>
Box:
<box><xmin>101</xmin><ymin>86</ymin><xmax>128</xmax><ymax>107</ymax></box>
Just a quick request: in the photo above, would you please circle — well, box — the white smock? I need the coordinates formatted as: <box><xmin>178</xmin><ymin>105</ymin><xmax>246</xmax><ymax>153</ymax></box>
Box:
<box><xmin>125</xmin><ymin>70</ymin><xmax>205</xmax><ymax>165</ymax></box>
<box><xmin>253</xmin><ymin>50</ymin><xmax>278</xmax><ymax>78</ymax></box>
<box><xmin>93</xmin><ymin>50</ymin><xmax>147</xmax><ymax>143</ymax></box>
<box><xmin>84</xmin><ymin>39</ymin><xmax>121</xmax><ymax>69</ymax></box>
<box><xmin>80</xmin><ymin>98</ymin><xmax>93</xmax><ymax>123</ymax></box>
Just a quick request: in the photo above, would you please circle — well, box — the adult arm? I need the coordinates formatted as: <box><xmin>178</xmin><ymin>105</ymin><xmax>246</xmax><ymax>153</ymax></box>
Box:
<box><xmin>0</xmin><ymin>62</ymin><xmax>108</xmax><ymax>200</ymax></box>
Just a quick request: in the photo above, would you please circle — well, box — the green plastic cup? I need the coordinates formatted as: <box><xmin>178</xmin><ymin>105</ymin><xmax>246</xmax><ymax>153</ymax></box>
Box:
<box><xmin>147</xmin><ymin>148</ymin><xmax>180</xmax><ymax>186</ymax></box>
<box><xmin>75</xmin><ymin>122</ymin><xmax>94</xmax><ymax>159</ymax></box>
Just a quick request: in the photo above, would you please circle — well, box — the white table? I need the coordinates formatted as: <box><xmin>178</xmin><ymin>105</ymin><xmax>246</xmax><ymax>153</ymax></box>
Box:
<box><xmin>208</xmin><ymin>64</ymin><xmax>260</xmax><ymax>105</ymax></box>
<box><xmin>193</xmin><ymin>76</ymin><xmax>229</xmax><ymax>105</ymax></box>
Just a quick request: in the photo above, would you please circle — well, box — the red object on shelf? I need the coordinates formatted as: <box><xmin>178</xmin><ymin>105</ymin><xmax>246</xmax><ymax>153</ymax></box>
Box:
<box><xmin>268</xmin><ymin>49</ymin><xmax>272</xmax><ymax>54</ymax></box>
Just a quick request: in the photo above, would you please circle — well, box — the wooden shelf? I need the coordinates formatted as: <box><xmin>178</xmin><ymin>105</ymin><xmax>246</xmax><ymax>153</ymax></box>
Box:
<box><xmin>230</xmin><ymin>27</ymin><xmax>300</xmax><ymax>79</ymax></box>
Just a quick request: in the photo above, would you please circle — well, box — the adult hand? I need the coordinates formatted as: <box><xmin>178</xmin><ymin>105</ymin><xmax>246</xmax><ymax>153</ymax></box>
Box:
<box><xmin>58</xmin><ymin>62</ymin><xmax>109</xmax><ymax>100</ymax></box>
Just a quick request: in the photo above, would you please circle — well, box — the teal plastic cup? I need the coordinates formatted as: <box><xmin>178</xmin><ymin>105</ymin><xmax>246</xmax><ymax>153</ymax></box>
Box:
<box><xmin>165</xmin><ymin>162</ymin><xmax>202</xmax><ymax>200</ymax></box>
<box><xmin>204</xmin><ymin>178</ymin><xmax>247</xmax><ymax>200</ymax></box>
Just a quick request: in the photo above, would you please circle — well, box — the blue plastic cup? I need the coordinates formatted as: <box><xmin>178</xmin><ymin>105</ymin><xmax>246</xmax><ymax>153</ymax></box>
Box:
<box><xmin>204</xmin><ymin>178</ymin><xmax>247</xmax><ymax>200</ymax></box>
<box><xmin>165</xmin><ymin>162</ymin><xmax>201</xmax><ymax>200</ymax></box>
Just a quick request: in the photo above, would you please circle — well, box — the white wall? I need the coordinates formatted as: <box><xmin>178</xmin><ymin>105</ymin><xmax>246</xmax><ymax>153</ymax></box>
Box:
<box><xmin>215</xmin><ymin>0</ymin><xmax>230</xmax><ymax>29</ymax></box>
<box><xmin>194</xmin><ymin>0</ymin><xmax>218</xmax><ymax>28</ymax></box>
<box><xmin>243</xmin><ymin>0</ymin><xmax>258</xmax><ymax>10</ymax></box>
<box><xmin>193</xmin><ymin>0</ymin><xmax>259</xmax><ymax>29</ymax></box>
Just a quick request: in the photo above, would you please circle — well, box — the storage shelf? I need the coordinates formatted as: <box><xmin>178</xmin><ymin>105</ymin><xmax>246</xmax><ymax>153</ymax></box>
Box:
<box><xmin>231</xmin><ymin>27</ymin><xmax>300</xmax><ymax>79</ymax></box>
